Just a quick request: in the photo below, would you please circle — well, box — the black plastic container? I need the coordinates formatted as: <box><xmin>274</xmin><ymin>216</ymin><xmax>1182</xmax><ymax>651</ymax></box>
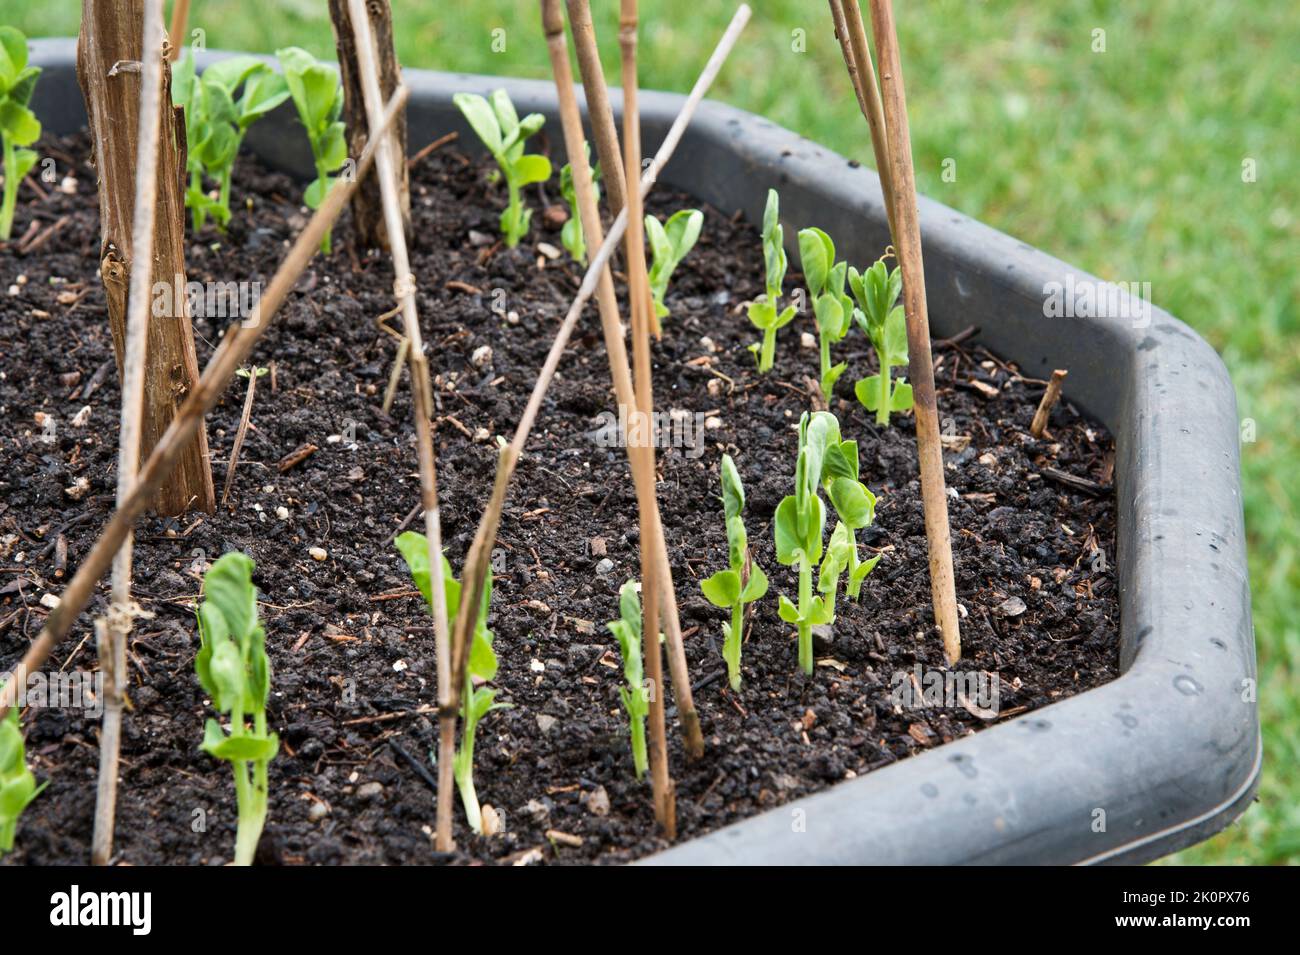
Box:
<box><xmin>28</xmin><ymin>40</ymin><xmax>1260</xmax><ymax>864</ymax></box>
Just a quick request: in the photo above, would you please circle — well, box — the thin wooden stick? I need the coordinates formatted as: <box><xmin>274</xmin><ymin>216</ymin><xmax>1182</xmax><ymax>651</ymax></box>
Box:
<box><xmin>828</xmin><ymin>0</ymin><xmax>869</xmax><ymax>119</ymax></box>
<box><xmin>829</xmin><ymin>0</ymin><xmax>897</xmax><ymax>245</ymax></box>
<box><xmin>0</xmin><ymin>88</ymin><xmax>409</xmax><ymax>724</ymax></box>
<box><xmin>167</xmin><ymin>0</ymin><xmax>189</xmax><ymax>60</ymax></box>
<box><xmin>381</xmin><ymin>336</ymin><xmax>409</xmax><ymax>415</ymax></box>
<box><xmin>617</xmin><ymin>0</ymin><xmax>673</xmax><ymax>835</ymax></box>
<box><xmin>867</xmin><ymin>0</ymin><xmax>960</xmax><ymax>664</ymax></box>
<box><xmin>565</xmin><ymin>0</ymin><xmax>627</xmax><ymax>220</ymax></box>
<box><xmin>347</xmin><ymin>0</ymin><xmax>456</xmax><ymax>853</ymax></box>
<box><xmin>1030</xmin><ymin>369</ymin><xmax>1068</xmax><ymax>438</ymax></box>
<box><xmin>220</xmin><ymin>367</ymin><xmax>258</xmax><ymax>507</ymax></box>
<box><xmin>559</xmin><ymin>0</ymin><xmax>708</xmax><ymax>761</ymax></box>
<box><xmin>447</xmin><ymin>6</ymin><xmax>752</xmax><ymax>765</ymax></box>
<box><xmin>91</xmin><ymin>0</ymin><xmax>166</xmax><ymax>866</ymax></box>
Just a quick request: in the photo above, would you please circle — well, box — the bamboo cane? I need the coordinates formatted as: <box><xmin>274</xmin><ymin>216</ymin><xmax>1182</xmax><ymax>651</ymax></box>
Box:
<box><xmin>555</xmin><ymin>0</ymin><xmax>704</xmax><ymax>760</ymax></box>
<box><xmin>167</xmin><ymin>0</ymin><xmax>189</xmax><ymax>60</ymax></box>
<box><xmin>617</xmin><ymin>0</ymin><xmax>674</xmax><ymax>832</ymax></box>
<box><xmin>347</xmin><ymin>0</ymin><xmax>457</xmax><ymax>852</ymax></box>
<box><xmin>90</xmin><ymin>0</ymin><xmax>166</xmax><ymax>867</ymax></box>
<box><xmin>828</xmin><ymin>0</ymin><xmax>897</xmax><ymax>245</ymax></box>
<box><xmin>0</xmin><ymin>88</ymin><xmax>409</xmax><ymax>724</ymax></box>
<box><xmin>866</xmin><ymin>0</ymin><xmax>961</xmax><ymax>663</ymax></box>
<box><xmin>565</xmin><ymin>0</ymin><xmax>627</xmax><ymax>219</ymax></box>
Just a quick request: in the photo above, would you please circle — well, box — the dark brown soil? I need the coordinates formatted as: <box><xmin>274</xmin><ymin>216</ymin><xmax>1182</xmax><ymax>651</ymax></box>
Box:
<box><xmin>0</xmin><ymin>132</ymin><xmax>1119</xmax><ymax>866</ymax></box>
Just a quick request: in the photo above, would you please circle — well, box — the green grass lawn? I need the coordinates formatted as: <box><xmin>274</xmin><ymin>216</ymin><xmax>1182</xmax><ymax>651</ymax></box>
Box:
<box><xmin>8</xmin><ymin>1</ymin><xmax>1296</xmax><ymax>864</ymax></box>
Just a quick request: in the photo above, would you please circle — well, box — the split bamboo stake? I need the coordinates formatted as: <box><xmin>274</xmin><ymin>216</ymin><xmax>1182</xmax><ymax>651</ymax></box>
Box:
<box><xmin>828</xmin><ymin>0</ymin><xmax>897</xmax><ymax>245</ymax></box>
<box><xmin>0</xmin><ymin>87</ymin><xmax>409</xmax><ymax>724</ymax></box>
<box><xmin>167</xmin><ymin>0</ymin><xmax>190</xmax><ymax>60</ymax></box>
<box><xmin>554</xmin><ymin>0</ymin><xmax>708</xmax><ymax>762</ymax></box>
<box><xmin>90</xmin><ymin>0</ymin><xmax>167</xmax><ymax>867</ymax></box>
<box><xmin>565</xmin><ymin>0</ymin><xmax>627</xmax><ymax>219</ymax></box>
<box><xmin>866</xmin><ymin>0</ymin><xmax>961</xmax><ymax>663</ymax></box>
<box><xmin>220</xmin><ymin>366</ymin><xmax>258</xmax><ymax>507</ymax></box>
<box><xmin>1030</xmin><ymin>369</ymin><xmax>1068</xmax><ymax>438</ymax></box>
<box><xmin>346</xmin><ymin>0</ymin><xmax>456</xmax><ymax>852</ymax></box>
<box><xmin>617</xmin><ymin>0</ymin><xmax>673</xmax><ymax>833</ymax></box>
<box><xmin>447</xmin><ymin>5</ymin><xmax>752</xmax><ymax>777</ymax></box>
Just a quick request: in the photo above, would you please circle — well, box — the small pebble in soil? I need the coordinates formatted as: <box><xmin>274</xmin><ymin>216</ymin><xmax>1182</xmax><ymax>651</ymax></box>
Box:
<box><xmin>996</xmin><ymin>596</ymin><xmax>1028</xmax><ymax>617</ymax></box>
<box><xmin>309</xmin><ymin>546</ymin><xmax>328</xmax><ymax>561</ymax></box>
<box><xmin>811</xmin><ymin>624</ymin><xmax>834</xmax><ymax>652</ymax></box>
<box><xmin>356</xmin><ymin>781</ymin><xmax>383</xmax><ymax>802</ymax></box>
<box><xmin>276</xmin><ymin>506</ymin><xmax>290</xmax><ymax>520</ymax></box>
<box><xmin>594</xmin><ymin>557</ymin><xmax>614</xmax><ymax>576</ymax></box>
<box><xmin>536</xmin><ymin>714</ymin><xmax>557</xmax><ymax>734</ymax></box>
<box><xmin>800</xmin><ymin>331</ymin><xmax>816</xmax><ymax>349</ymax></box>
<box><xmin>471</xmin><ymin>344</ymin><xmax>493</xmax><ymax>368</ymax></box>
<box><xmin>308</xmin><ymin>801</ymin><xmax>330</xmax><ymax>822</ymax></box>
<box><xmin>584</xmin><ymin>785</ymin><xmax>611</xmax><ymax>817</ymax></box>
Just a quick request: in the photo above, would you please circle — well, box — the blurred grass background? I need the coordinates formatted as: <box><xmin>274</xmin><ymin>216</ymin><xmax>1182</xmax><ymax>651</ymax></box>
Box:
<box><xmin>6</xmin><ymin>1</ymin><xmax>1296</xmax><ymax>864</ymax></box>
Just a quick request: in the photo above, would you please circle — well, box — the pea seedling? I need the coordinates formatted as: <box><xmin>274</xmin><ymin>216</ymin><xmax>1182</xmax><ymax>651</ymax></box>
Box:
<box><xmin>644</xmin><ymin>208</ymin><xmax>703</xmax><ymax>320</ymax></box>
<box><xmin>798</xmin><ymin>227</ymin><xmax>854</xmax><ymax>399</ymax></box>
<box><xmin>849</xmin><ymin>258</ymin><xmax>913</xmax><ymax>425</ymax></box>
<box><xmin>0</xmin><ymin>693</ymin><xmax>44</xmax><ymax>855</ymax></box>
<box><xmin>605</xmin><ymin>580</ymin><xmax>650</xmax><ymax>778</ymax></box>
<box><xmin>773</xmin><ymin>411</ymin><xmax>833</xmax><ymax>674</ymax></box>
<box><xmin>194</xmin><ymin>552</ymin><xmax>278</xmax><ymax>866</ymax></box>
<box><xmin>818</xmin><ymin>419</ymin><xmax>882</xmax><ymax>600</ymax></box>
<box><xmin>173</xmin><ymin>53</ymin><xmax>289</xmax><ymax>231</ymax></box>
<box><xmin>559</xmin><ymin>143</ymin><xmax>600</xmax><ymax>263</ymax></box>
<box><xmin>276</xmin><ymin>47</ymin><xmax>347</xmax><ymax>253</ymax></box>
<box><xmin>453</xmin><ymin>89</ymin><xmax>552</xmax><ymax>247</ymax></box>
<box><xmin>746</xmin><ymin>189</ymin><xmax>797</xmax><ymax>372</ymax></box>
<box><xmin>700</xmin><ymin>455</ymin><xmax>768</xmax><ymax>690</ymax></box>
<box><xmin>396</xmin><ymin>532</ymin><xmax>510</xmax><ymax>834</ymax></box>
<box><xmin>0</xmin><ymin>27</ymin><xmax>41</xmax><ymax>241</ymax></box>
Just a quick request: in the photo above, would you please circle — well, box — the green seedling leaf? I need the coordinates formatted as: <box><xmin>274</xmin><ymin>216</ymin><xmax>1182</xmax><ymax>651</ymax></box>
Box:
<box><xmin>645</xmin><ymin>208</ymin><xmax>703</xmax><ymax>319</ymax></box>
<box><xmin>202</xmin><ymin>731</ymin><xmax>280</xmax><ymax>763</ymax></box>
<box><xmin>0</xmin><ymin>702</ymin><xmax>42</xmax><ymax>854</ymax></box>
<box><xmin>739</xmin><ymin>562</ymin><xmax>769</xmax><ymax>603</ymax></box>
<box><xmin>455</xmin><ymin>89</ymin><xmax>550</xmax><ymax>246</ymax></box>
<box><xmin>453</xmin><ymin>92</ymin><xmax>504</xmax><ymax>155</ymax></box>
<box><xmin>0</xmin><ymin>26</ymin><xmax>28</xmax><ymax>92</ymax></box>
<box><xmin>828</xmin><ymin>477</ymin><xmax>876</xmax><ymax>530</ymax></box>
<box><xmin>798</xmin><ymin>227</ymin><xmax>833</xmax><ymax>297</ymax></box>
<box><xmin>559</xmin><ymin>146</ymin><xmax>600</xmax><ymax>262</ymax></box>
<box><xmin>701</xmin><ymin>568</ymin><xmax>741</xmax><ymax>608</ymax></box>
